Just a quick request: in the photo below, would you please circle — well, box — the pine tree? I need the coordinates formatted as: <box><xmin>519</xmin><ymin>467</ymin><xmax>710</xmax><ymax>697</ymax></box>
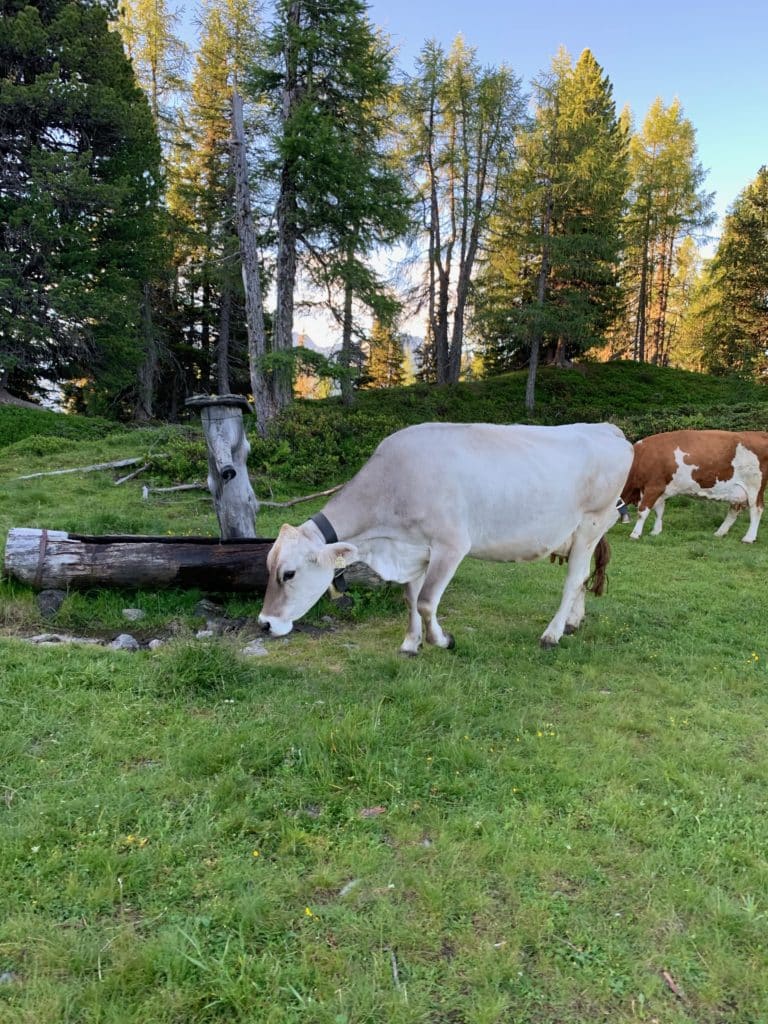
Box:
<box><xmin>166</xmin><ymin>0</ymin><xmax>261</xmax><ymax>413</ymax></box>
<box><xmin>0</xmin><ymin>0</ymin><xmax>164</xmax><ymax>412</ymax></box>
<box><xmin>474</xmin><ymin>49</ymin><xmax>627</xmax><ymax>409</ymax></box>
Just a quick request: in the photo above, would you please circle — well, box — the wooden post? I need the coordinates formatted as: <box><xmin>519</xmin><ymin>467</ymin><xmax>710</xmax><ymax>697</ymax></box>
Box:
<box><xmin>185</xmin><ymin>394</ymin><xmax>259</xmax><ymax>541</ymax></box>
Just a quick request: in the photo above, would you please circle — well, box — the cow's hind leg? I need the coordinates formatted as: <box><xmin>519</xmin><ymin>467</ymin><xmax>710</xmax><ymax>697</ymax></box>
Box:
<box><xmin>630</xmin><ymin>486</ymin><xmax>666</xmax><ymax>539</ymax></box>
<box><xmin>742</xmin><ymin>501</ymin><xmax>764</xmax><ymax>543</ymax></box>
<box><xmin>541</xmin><ymin>514</ymin><xmax>614</xmax><ymax>648</ymax></box>
<box><xmin>715</xmin><ymin>502</ymin><xmax>743</xmax><ymax>537</ymax></box>
<box><xmin>650</xmin><ymin>497</ymin><xmax>666</xmax><ymax>535</ymax></box>
<box><xmin>415</xmin><ymin>543</ymin><xmax>468</xmax><ymax>650</ymax></box>
<box><xmin>400</xmin><ymin>575</ymin><xmax>426</xmax><ymax>656</ymax></box>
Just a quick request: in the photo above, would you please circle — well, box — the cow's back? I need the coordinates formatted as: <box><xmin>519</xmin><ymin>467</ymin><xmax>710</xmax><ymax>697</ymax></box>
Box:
<box><xmin>329</xmin><ymin>422</ymin><xmax>632</xmax><ymax>559</ymax></box>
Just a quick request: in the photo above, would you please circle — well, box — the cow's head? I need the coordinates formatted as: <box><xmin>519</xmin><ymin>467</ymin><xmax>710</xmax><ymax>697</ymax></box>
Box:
<box><xmin>258</xmin><ymin>522</ymin><xmax>358</xmax><ymax>636</ymax></box>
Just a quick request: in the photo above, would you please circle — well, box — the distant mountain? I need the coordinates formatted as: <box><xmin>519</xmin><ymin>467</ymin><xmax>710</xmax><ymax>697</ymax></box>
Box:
<box><xmin>293</xmin><ymin>331</ymin><xmax>338</xmax><ymax>356</ymax></box>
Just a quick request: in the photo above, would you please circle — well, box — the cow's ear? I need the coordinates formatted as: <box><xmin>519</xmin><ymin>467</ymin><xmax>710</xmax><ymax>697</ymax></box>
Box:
<box><xmin>317</xmin><ymin>541</ymin><xmax>358</xmax><ymax>569</ymax></box>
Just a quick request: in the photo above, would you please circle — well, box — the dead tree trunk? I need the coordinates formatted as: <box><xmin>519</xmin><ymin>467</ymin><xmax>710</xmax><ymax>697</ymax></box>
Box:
<box><xmin>231</xmin><ymin>89</ymin><xmax>273</xmax><ymax>437</ymax></box>
<box><xmin>186</xmin><ymin>394</ymin><xmax>259</xmax><ymax>540</ymax></box>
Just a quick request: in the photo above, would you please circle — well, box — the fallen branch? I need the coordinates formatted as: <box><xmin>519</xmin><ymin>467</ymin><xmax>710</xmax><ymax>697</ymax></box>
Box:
<box><xmin>142</xmin><ymin>482</ymin><xmax>207</xmax><ymax>499</ymax></box>
<box><xmin>14</xmin><ymin>456</ymin><xmax>165</xmax><ymax>481</ymax></box>
<box><xmin>114</xmin><ymin>464</ymin><xmax>149</xmax><ymax>486</ymax></box>
<box><xmin>141</xmin><ymin>481</ymin><xmax>344</xmax><ymax>508</ymax></box>
<box><xmin>259</xmin><ymin>484</ymin><xmax>342</xmax><ymax>508</ymax></box>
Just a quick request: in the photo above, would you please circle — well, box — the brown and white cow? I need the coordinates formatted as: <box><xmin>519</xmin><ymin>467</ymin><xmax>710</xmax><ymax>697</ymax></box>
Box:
<box><xmin>621</xmin><ymin>429</ymin><xmax>768</xmax><ymax>542</ymax></box>
<box><xmin>258</xmin><ymin>421</ymin><xmax>633</xmax><ymax>652</ymax></box>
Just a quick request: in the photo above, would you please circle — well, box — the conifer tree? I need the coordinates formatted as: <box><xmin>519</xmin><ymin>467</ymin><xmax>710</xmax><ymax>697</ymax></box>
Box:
<box><xmin>255</xmin><ymin>0</ymin><xmax>410</xmax><ymax>411</ymax></box>
<box><xmin>474</xmin><ymin>49</ymin><xmax>627</xmax><ymax>409</ymax></box>
<box><xmin>365</xmin><ymin>316</ymin><xmax>406</xmax><ymax>389</ymax></box>
<box><xmin>623</xmin><ymin>98</ymin><xmax>714</xmax><ymax>363</ymax></box>
<box><xmin>402</xmin><ymin>37</ymin><xmax>526</xmax><ymax>385</ymax></box>
<box><xmin>0</xmin><ymin>0</ymin><xmax>164</xmax><ymax>412</ymax></box>
<box><xmin>695</xmin><ymin>168</ymin><xmax>768</xmax><ymax>376</ymax></box>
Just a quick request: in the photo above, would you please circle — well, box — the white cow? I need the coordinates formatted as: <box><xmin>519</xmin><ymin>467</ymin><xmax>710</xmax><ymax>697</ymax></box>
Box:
<box><xmin>258</xmin><ymin>422</ymin><xmax>633</xmax><ymax>652</ymax></box>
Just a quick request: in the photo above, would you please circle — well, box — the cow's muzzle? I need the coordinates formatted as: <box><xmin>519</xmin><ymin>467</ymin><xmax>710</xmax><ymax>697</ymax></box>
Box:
<box><xmin>258</xmin><ymin>613</ymin><xmax>293</xmax><ymax>637</ymax></box>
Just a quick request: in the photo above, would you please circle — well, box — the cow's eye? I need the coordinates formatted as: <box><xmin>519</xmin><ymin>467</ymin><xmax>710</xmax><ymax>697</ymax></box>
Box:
<box><xmin>282</xmin><ymin>570</ymin><xmax>296</xmax><ymax>582</ymax></box>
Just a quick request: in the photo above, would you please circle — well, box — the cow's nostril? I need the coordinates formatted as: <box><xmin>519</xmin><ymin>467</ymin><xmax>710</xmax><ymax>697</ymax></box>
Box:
<box><xmin>260</xmin><ymin>620</ymin><xmax>271</xmax><ymax>634</ymax></box>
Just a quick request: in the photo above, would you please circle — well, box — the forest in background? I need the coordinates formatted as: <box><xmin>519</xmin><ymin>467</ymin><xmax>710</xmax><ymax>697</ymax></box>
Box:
<box><xmin>2</xmin><ymin>0</ymin><xmax>767</xmax><ymax>426</ymax></box>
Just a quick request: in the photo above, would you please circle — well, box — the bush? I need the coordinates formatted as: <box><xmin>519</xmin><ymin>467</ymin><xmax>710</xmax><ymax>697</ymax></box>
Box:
<box><xmin>0</xmin><ymin>406</ymin><xmax>121</xmax><ymax>449</ymax></box>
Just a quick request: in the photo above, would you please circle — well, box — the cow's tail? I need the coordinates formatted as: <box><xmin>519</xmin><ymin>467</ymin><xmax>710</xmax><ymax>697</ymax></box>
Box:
<box><xmin>586</xmin><ymin>536</ymin><xmax>611</xmax><ymax>597</ymax></box>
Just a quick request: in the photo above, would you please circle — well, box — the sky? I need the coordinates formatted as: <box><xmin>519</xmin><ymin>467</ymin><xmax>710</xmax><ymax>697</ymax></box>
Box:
<box><xmin>365</xmin><ymin>0</ymin><xmax>767</xmax><ymax>230</ymax></box>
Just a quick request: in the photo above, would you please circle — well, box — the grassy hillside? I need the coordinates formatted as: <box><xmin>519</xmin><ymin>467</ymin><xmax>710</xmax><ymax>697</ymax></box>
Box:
<box><xmin>1</xmin><ymin>363</ymin><xmax>768</xmax><ymax>1022</ymax></box>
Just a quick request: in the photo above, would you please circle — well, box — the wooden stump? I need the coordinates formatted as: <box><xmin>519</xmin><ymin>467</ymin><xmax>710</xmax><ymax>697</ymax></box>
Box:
<box><xmin>185</xmin><ymin>394</ymin><xmax>259</xmax><ymax>540</ymax></box>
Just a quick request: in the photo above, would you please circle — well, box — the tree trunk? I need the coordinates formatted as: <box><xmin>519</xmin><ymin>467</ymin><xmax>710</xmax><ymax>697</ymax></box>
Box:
<box><xmin>525</xmin><ymin>189</ymin><xmax>552</xmax><ymax>412</ymax></box>
<box><xmin>339</xmin><ymin>254</ymin><xmax>355</xmax><ymax>406</ymax></box>
<box><xmin>135</xmin><ymin>282</ymin><xmax>156</xmax><ymax>421</ymax></box>
<box><xmin>217</xmin><ymin>281</ymin><xmax>232</xmax><ymax>394</ymax></box>
<box><xmin>231</xmin><ymin>89</ymin><xmax>273</xmax><ymax>437</ymax></box>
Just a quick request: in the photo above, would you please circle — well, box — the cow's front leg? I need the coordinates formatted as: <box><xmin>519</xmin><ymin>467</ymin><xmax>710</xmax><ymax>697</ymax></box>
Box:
<box><xmin>416</xmin><ymin>543</ymin><xmax>468</xmax><ymax>650</ymax></box>
<box><xmin>563</xmin><ymin>584</ymin><xmax>586</xmax><ymax>635</ymax></box>
<box><xmin>399</xmin><ymin>575</ymin><xmax>425</xmax><ymax>656</ymax></box>
<box><xmin>541</xmin><ymin>544</ymin><xmax>593</xmax><ymax>648</ymax></box>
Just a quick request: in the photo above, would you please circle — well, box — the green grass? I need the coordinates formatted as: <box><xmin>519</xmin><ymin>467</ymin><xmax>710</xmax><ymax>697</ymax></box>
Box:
<box><xmin>1</xmin><ymin>379</ymin><xmax>768</xmax><ymax>1022</ymax></box>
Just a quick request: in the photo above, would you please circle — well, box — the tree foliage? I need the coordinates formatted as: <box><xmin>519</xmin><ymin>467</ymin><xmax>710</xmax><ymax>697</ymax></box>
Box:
<box><xmin>401</xmin><ymin>36</ymin><xmax>526</xmax><ymax>385</ymax></box>
<box><xmin>0</xmin><ymin>0</ymin><xmax>164</xmax><ymax>411</ymax></box>
<box><xmin>473</xmin><ymin>49</ymin><xmax>627</xmax><ymax>408</ymax></box>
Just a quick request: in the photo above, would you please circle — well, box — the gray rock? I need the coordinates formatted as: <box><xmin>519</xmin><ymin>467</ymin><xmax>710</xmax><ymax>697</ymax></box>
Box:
<box><xmin>195</xmin><ymin>629</ymin><xmax>215</xmax><ymax>640</ymax></box>
<box><xmin>0</xmin><ymin>971</ymin><xmax>20</xmax><ymax>985</ymax></box>
<box><xmin>241</xmin><ymin>639</ymin><xmax>269</xmax><ymax>657</ymax></box>
<box><xmin>29</xmin><ymin>633</ymin><xmax>100</xmax><ymax>646</ymax></box>
<box><xmin>110</xmin><ymin>633</ymin><xmax>140</xmax><ymax>652</ymax></box>
<box><xmin>122</xmin><ymin>608</ymin><xmax>146</xmax><ymax>622</ymax></box>
<box><xmin>193</xmin><ymin>599</ymin><xmax>225</xmax><ymax>618</ymax></box>
<box><xmin>148</xmin><ymin>638</ymin><xmax>165</xmax><ymax>650</ymax></box>
<box><xmin>37</xmin><ymin>589</ymin><xmax>66</xmax><ymax>619</ymax></box>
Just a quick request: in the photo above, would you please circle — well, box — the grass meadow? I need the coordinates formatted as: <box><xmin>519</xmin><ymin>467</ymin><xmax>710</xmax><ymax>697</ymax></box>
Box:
<box><xmin>1</xmin><ymin>428</ymin><xmax>767</xmax><ymax>1023</ymax></box>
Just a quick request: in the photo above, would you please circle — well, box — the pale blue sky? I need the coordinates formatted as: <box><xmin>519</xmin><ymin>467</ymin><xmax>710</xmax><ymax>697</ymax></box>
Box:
<box><xmin>365</xmin><ymin>0</ymin><xmax>767</xmax><ymax>231</ymax></box>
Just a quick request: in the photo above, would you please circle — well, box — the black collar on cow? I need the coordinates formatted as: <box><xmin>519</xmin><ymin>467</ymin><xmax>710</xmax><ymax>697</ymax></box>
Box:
<box><xmin>311</xmin><ymin>512</ymin><xmax>338</xmax><ymax>544</ymax></box>
<box><xmin>311</xmin><ymin>512</ymin><xmax>349</xmax><ymax>595</ymax></box>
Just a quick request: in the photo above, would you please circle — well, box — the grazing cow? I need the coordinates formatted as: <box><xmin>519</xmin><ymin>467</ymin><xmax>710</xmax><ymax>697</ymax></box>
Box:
<box><xmin>258</xmin><ymin>421</ymin><xmax>633</xmax><ymax>652</ymax></box>
<box><xmin>621</xmin><ymin>429</ymin><xmax>768</xmax><ymax>542</ymax></box>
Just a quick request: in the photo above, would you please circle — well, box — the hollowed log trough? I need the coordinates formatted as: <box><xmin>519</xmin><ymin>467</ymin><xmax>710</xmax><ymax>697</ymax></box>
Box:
<box><xmin>4</xmin><ymin>528</ymin><xmax>273</xmax><ymax>593</ymax></box>
<box><xmin>3</xmin><ymin>528</ymin><xmax>383</xmax><ymax>594</ymax></box>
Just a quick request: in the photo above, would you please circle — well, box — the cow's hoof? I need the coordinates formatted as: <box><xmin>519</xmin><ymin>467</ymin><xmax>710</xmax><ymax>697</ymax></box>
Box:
<box><xmin>445</xmin><ymin>633</ymin><xmax>455</xmax><ymax>650</ymax></box>
<box><xmin>563</xmin><ymin>623</ymin><xmax>578</xmax><ymax>635</ymax></box>
<box><xmin>399</xmin><ymin>648</ymin><xmax>420</xmax><ymax>658</ymax></box>
<box><xmin>539</xmin><ymin>636</ymin><xmax>559</xmax><ymax>650</ymax></box>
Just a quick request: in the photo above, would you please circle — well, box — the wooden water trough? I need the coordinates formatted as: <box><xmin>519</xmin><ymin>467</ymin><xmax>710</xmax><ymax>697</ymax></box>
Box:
<box><xmin>4</xmin><ymin>528</ymin><xmax>273</xmax><ymax>593</ymax></box>
<box><xmin>3</xmin><ymin>528</ymin><xmax>383</xmax><ymax>594</ymax></box>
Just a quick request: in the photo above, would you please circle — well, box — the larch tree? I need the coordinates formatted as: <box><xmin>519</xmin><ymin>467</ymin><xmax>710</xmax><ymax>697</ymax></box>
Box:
<box><xmin>623</xmin><ymin>97</ymin><xmax>714</xmax><ymax>364</ymax></box>
<box><xmin>473</xmin><ymin>49</ymin><xmax>627</xmax><ymax>410</ymax></box>
<box><xmin>116</xmin><ymin>0</ymin><xmax>188</xmax><ymax>418</ymax></box>
<box><xmin>401</xmin><ymin>36</ymin><xmax>526</xmax><ymax>385</ymax></box>
<box><xmin>254</xmin><ymin>0</ymin><xmax>410</xmax><ymax>411</ymax></box>
<box><xmin>0</xmin><ymin>0</ymin><xmax>164</xmax><ymax>413</ymax></box>
<box><xmin>167</xmin><ymin>0</ymin><xmax>262</xmax><ymax>414</ymax></box>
